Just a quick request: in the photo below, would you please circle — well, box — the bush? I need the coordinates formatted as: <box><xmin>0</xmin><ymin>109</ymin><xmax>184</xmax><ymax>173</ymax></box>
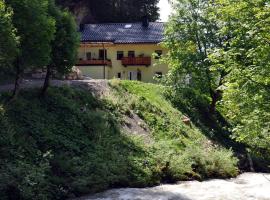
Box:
<box><xmin>150</xmin><ymin>140</ymin><xmax>238</xmax><ymax>182</ymax></box>
<box><xmin>183</xmin><ymin>142</ymin><xmax>239</xmax><ymax>179</ymax></box>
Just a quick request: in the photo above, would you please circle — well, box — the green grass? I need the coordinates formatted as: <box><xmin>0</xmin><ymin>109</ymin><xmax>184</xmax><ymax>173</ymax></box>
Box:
<box><xmin>108</xmin><ymin>80</ymin><xmax>238</xmax><ymax>177</ymax></box>
<box><xmin>119</xmin><ymin>81</ymin><xmax>174</xmax><ymax>113</ymax></box>
<box><xmin>109</xmin><ymin>80</ymin><xmax>197</xmax><ymax>141</ymax></box>
<box><xmin>0</xmin><ymin>81</ymin><xmax>239</xmax><ymax>200</ymax></box>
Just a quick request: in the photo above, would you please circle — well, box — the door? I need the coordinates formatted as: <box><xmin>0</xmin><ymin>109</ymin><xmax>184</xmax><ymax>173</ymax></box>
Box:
<box><xmin>128</xmin><ymin>71</ymin><xmax>137</xmax><ymax>80</ymax></box>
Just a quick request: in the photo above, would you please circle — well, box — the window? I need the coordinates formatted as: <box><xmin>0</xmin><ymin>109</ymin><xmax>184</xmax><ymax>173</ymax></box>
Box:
<box><xmin>155</xmin><ymin>50</ymin><xmax>163</xmax><ymax>59</ymax></box>
<box><xmin>99</xmin><ymin>49</ymin><xmax>107</xmax><ymax>60</ymax></box>
<box><xmin>117</xmin><ymin>72</ymin><xmax>121</xmax><ymax>79</ymax></box>
<box><xmin>128</xmin><ymin>70</ymin><xmax>142</xmax><ymax>81</ymax></box>
<box><xmin>86</xmin><ymin>52</ymin><xmax>91</xmax><ymax>60</ymax></box>
<box><xmin>128</xmin><ymin>71</ymin><xmax>137</xmax><ymax>80</ymax></box>
<box><xmin>128</xmin><ymin>51</ymin><xmax>135</xmax><ymax>58</ymax></box>
<box><xmin>117</xmin><ymin>51</ymin><xmax>124</xmax><ymax>60</ymax></box>
<box><xmin>155</xmin><ymin>72</ymin><xmax>163</xmax><ymax>78</ymax></box>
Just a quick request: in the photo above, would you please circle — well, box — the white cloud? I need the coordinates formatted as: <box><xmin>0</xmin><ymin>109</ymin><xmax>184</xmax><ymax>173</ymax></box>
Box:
<box><xmin>158</xmin><ymin>0</ymin><xmax>172</xmax><ymax>22</ymax></box>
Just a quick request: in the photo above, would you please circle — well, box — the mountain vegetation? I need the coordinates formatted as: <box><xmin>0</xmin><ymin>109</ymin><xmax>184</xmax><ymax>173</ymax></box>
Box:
<box><xmin>163</xmin><ymin>0</ymin><xmax>270</xmax><ymax>164</ymax></box>
<box><xmin>56</xmin><ymin>0</ymin><xmax>160</xmax><ymax>23</ymax></box>
<box><xmin>41</xmin><ymin>0</ymin><xmax>79</xmax><ymax>95</ymax></box>
<box><xmin>0</xmin><ymin>81</ymin><xmax>238</xmax><ymax>199</ymax></box>
<box><xmin>2</xmin><ymin>0</ymin><xmax>79</xmax><ymax>98</ymax></box>
<box><xmin>0</xmin><ymin>0</ymin><xmax>269</xmax><ymax>199</ymax></box>
<box><xmin>5</xmin><ymin>0</ymin><xmax>56</xmax><ymax>98</ymax></box>
<box><xmin>0</xmin><ymin>0</ymin><xmax>18</xmax><ymax>71</ymax></box>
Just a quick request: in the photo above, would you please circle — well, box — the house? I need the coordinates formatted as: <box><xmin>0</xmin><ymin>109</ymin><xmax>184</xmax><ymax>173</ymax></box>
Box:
<box><xmin>76</xmin><ymin>19</ymin><xmax>168</xmax><ymax>82</ymax></box>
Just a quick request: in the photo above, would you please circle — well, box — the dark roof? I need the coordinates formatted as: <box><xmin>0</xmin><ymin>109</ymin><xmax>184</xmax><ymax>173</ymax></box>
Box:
<box><xmin>80</xmin><ymin>22</ymin><xmax>164</xmax><ymax>44</ymax></box>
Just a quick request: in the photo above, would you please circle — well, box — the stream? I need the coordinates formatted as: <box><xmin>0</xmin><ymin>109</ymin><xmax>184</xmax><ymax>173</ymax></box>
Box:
<box><xmin>74</xmin><ymin>173</ymin><xmax>270</xmax><ymax>200</ymax></box>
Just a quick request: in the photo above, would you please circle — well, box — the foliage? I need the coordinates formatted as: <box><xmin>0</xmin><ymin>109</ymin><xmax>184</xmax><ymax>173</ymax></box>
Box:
<box><xmin>208</xmin><ymin>0</ymin><xmax>270</xmax><ymax>156</ymax></box>
<box><xmin>0</xmin><ymin>83</ymin><xmax>238</xmax><ymax>199</ymax></box>
<box><xmin>6</xmin><ymin>0</ymin><xmax>55</xmax><ymax>97</ymax></box>
<box><xmin>164</xmin><ymin>86</ymin><xmax>247</xmax><ymax>154</ymax></box>
<box><xmin>56</xmin><ymin>0</ymin><xmax>160</xmax><ymax>23</ymax></box>
<box><xmin>163</xmin><ymin>0</ymin><xmax>227</xmax><ymax>113</ymax></box>
<box><xmin>42</xmin><ymin>0</ymin><xmax>80</xmax><ymax>95</ymax></box>
<box><xmin>0</xmin><ymin>0</ymin><xmax>18</xmax><ymax>70</ymax></box>
<box><xmin>6</xmin><ymin>0</ymin><xmax>55</xmax><ymax>69</ymax></box>
<box><xmin>151</xmin><ymin>140</ymin><xmax>238</xmax><ymax>181</ymax></box>
<box><xmin>164</xmin><ymin>0</ymin><xmax>270</xmax><ymax>165</ymax></box>
<box><xmin>48</xmin><ymin>0</ymin><xmax>79</xmax><ymax>75</ymax></box>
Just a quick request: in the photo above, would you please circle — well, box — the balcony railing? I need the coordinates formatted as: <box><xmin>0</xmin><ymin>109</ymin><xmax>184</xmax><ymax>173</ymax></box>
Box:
<box><xmin>122</xmin><ymin>57</ymin><xmax>151</xmax><ymax>66</ymax></box>
<box><xmin>76</xmin><ymin>59</ymin><xmax>112</xmax><ymax>66</ymax></box>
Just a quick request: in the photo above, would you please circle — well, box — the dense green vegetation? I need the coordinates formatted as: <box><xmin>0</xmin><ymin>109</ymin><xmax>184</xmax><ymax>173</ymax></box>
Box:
<box><xmin>163</xmin><ymin>0</ymin><xmax>270</xmax><ymax>166</ymax></box>
<box><xmin>42</xmin><ymin>0</ymin><xmax>79</xmax><ymax>95</ymax></box>
<box><xmin>1</xmin><ymin>0</ymin><xmax>79</xmax><ymax>98</ymax></box>
<box><xmin>0</xmin><ymin>0</ymin><xmax>18</xmax><ymax>70</ymax></box>
<box><xmin>0</xmin><ymin>82</ymin><xmax>238</xmax><ymax>199</ymax></box>
<box><xmin>56</xmin><ymin>0</ymin><xmax>160</xmax><ymax>23</ymax></box>
<box><xmin>5</xmin><ymin>0</ymin><xmax>55</xmax><ymax>97</ymax></box>
<box><xmin>0</xmin><ymin>0</ymin><xmax>269</xmax><ymax>199</ymax></box>
<box><xmin>212</xmin><ymin>0</ymin><xmax>270</xmax><ymax>160</ymax></box>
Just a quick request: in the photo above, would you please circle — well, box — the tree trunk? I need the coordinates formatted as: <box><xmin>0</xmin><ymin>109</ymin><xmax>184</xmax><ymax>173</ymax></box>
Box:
<box><xmin>209</xmin><ymin>70</ymin><xmax>227</xmax><ymax>114</ymax></box>
<box><xmin>11</xmin><ymin>59</ymin><xmax>22</xmax><ymax>100</ymax></box>
<box><xmin>41</xmin><ymin>65</ymin><xmax>51</xmax><ymax>96</ymax></box>
<box><xmin>210</xmin><ymin>89</ymin><xmax>221</xmax><ymax>114</ymax></box>
<box><xmin>210</xmin><ymin>93</ymin><xmax>218</xmax><ymax>114</ymax></box>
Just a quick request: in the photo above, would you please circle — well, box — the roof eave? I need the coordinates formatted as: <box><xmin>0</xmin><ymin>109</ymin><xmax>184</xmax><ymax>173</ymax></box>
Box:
<box><xmin>81</xmin><ymin>40</ymin><xmax>163</xmax><ymax>44</ymax></box>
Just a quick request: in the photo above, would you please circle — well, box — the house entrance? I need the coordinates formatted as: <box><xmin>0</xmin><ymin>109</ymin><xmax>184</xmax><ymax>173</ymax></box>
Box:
<box><xmin>128</xmin><ymin>70</ymin><xmax>141</xmax><ymax>81</ymax></box>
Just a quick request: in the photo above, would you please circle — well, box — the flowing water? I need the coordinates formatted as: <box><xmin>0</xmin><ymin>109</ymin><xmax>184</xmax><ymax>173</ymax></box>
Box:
<box><xmin>74</xmin><ymin>173</ymin><xmax>270</xmax><ymax>200</ymax></box>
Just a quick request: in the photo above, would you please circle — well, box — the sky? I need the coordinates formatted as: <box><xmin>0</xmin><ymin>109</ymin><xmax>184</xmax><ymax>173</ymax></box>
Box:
<box><xmin>158</xmin><ymin>0</ymin><xmax>172</xmax><ymax>22</ymax></box>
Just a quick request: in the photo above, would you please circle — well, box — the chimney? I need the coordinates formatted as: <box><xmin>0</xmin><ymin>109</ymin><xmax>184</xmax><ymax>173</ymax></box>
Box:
<box><xmin>142</xmin><ymin>16</ymin><xmax>149</xmax><ymax>28</ymax></box>
<box><xmin>79</xmin><ymin>24</ymin><xmax>85</xmax><ymax>32</ymax></box>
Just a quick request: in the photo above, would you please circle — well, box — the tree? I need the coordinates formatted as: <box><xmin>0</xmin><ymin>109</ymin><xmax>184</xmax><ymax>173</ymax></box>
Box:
<box><xmin>41</xmin><ymin>0</ymin><xmax>80</xmax><ymax>95</ymax></box>
<box><xmin>0</xmin><ymin>0</ymin><xmax>18</xmax><ymax>72</ymax></box>
<box><xmin>163</xmin><ymin>0</ymin><xmax>227</xmax><ymax>113</ymax></box>
<box><xmin>209</xmin><ymin>0</ymin><xmax>270</xmax><ymax>153</ymax></box>
<box><xmin>6</xmin><ymin>0</ymin><xmax>55</xmax><ymax>98</ymax></box>
<box><xmin>56</xmin><ymin>0</ymin><xmax>160</xmax><ymax>23</ymax></box>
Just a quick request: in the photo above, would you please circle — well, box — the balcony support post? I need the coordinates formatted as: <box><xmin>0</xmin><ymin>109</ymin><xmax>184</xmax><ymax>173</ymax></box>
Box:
<box><xmin>102</xmin><ymin>42</ymin><xmax>106</xmax><ymax>79</ymax></box>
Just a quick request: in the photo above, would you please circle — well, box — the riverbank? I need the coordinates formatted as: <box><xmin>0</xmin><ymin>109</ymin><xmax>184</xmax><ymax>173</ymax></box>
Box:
<box><xmin>73</xmin><ymin>173</ymin><xmax>270</xmax><ymax>200</ymax></box>
<box><xmin>0</xmin><ymin>81</ymin><xmax>240</xmax><ymax>199</ymax></box>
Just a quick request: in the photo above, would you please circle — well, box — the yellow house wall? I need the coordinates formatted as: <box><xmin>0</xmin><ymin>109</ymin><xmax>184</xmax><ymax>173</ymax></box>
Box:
<box><xmin>77</xmin><ymin>43</ymin><xmax>168</xmax><ymax>83</ymax></box>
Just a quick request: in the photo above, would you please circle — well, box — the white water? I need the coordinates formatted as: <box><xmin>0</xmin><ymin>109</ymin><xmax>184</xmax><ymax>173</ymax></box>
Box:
<box><xmin>75</xmin><ymin>173</ymin><xmax>270</xmax><ymax>200</ymax></box>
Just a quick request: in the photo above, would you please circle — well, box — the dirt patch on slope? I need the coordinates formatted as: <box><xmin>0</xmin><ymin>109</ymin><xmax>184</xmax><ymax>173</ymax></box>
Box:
<box><xmin>122</xmin><ymin>112</ymin><xmax>152</xmax><ymax>143</ymax></box>
<box><xmin>71</xmin><ymin>80</ymin><xmax>110</xmax><ymax>97</ymax></box>
<box><xmin>72</xmin><ymin>80</ymin><xmax>152</xmax><ymax>142</ymax></box>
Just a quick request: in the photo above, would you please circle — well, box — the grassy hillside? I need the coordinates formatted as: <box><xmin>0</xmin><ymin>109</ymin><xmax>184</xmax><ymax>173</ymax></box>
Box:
<box><xmin>0</xmin><ymin>81</ymin><xmax>238</xmax><ymax>200</ymax></box>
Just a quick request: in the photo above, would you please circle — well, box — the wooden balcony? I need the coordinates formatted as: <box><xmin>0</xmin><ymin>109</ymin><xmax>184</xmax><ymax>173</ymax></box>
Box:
<box><xmin>76</xmin><ymin>59</ymin><xmax>112</xmax><ymax>66</ymax></box>
<box><xmin>122</xmin><ymin>57</ymin><xmax>151</xmax><ymax>66</ymax></box>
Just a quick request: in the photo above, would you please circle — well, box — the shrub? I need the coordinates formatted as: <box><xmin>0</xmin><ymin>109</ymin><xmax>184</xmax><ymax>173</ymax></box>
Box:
<box><xmin>183</xmin><ymin>142</ymin><xmax>239</xmax><ymax>179</ymax></box>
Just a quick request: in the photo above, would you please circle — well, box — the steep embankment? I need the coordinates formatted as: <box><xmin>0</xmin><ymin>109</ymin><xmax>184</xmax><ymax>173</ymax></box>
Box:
<box><xmin>0</xmin><ymin>80</ymin><xmax>238</xmax><ymax>200</ymax></box>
